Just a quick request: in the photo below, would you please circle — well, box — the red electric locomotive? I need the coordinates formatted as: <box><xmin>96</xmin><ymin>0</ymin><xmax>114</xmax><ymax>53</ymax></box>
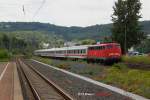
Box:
<box><xmin>87</xmin><ymin>43</ymin><xmax>121</xmax><ymax>63</ymax></box>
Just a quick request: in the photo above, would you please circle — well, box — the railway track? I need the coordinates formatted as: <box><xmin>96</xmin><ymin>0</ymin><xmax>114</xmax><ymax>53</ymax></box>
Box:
<box><xmin>17</xmin><ymin>59</ymin><xmax>73</xmax><ymax>100</ymax></box>
<box><xmin>24</xmin><ymin>59</ymin><xmax>134</xmax><ymax>100</ymax></box>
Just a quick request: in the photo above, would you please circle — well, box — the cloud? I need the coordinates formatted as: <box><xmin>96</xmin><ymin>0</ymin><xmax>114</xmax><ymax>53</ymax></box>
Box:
<box><xmin>0</xmin><ymin>0</ymin><xmax>149</xmax><ymax>26</ymax></box>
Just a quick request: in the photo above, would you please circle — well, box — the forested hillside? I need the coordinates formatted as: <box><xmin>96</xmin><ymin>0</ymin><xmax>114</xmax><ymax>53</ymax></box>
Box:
<box><xmin>0</xmin><ymin>22</ymin><xmax>111</xmax><ymax>40</ymax></box>
<box><xmin>0</xmin><ymin>21</ymin><xmax>149</xmax><ymax>40</ymax></box>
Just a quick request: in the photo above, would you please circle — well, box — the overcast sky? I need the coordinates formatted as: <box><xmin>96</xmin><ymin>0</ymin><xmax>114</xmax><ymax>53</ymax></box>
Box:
<box><xmin>0</xmin><ymin>0</ymin><xmax>149</xmax><ymax>26</ymax></box>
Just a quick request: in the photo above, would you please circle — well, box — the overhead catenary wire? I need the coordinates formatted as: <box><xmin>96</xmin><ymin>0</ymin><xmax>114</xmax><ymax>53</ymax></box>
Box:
<box><xmin>0</xmin><ymin>1</ymin><xmax>47</xmax><ymax>21</ymax></box>
<box><xmin>33</xmin><ymin>0</ymin><xmax>46</xmax><ymax>19</ymax></box>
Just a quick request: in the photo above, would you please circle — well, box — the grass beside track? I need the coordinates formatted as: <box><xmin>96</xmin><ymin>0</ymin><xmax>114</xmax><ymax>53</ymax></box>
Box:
<box><xmin>32</xmin><ymin>56</ymin><xmax>150</xmax><ymax>99</ymax></box>
<box><xmin>122</xmin><ymin>56</ymin><xmax>150</xmax><ymax>64</ymax></box>
<box><xmin>103</xmin><ymin>63</ymin><xmax>150</xmax><ymax>98</ymax></box>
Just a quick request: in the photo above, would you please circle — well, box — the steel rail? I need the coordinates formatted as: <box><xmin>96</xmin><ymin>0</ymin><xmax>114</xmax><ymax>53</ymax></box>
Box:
<box><xmin>23</xmin><ymin>60</ymin><xmax>74</xmax><ymax>100</ymax></box>
<box><xmin>17</xmin><ymin>60</ymin><xmax>41</xmax><ymax>100</ymax></box>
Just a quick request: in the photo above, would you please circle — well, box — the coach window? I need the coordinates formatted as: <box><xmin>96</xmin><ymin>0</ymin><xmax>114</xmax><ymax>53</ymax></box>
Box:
<box><xmin>78</xmin><ymin>50</ymin><xmax>80</xmax><ymax>54</ymax></box>
<box><xmin>70</xmin><ymin>50</ymin><xmax>72</xmax><ymax>54</ymax></box>
<box><xmin>80</xmin><ymin>50</ymin><xmax>82</xmax><ymax>54</ymax></box>
<box><xmin>81</xmin><ymin>50</ymin><xmax>83</xmax><ymax>54</ymax></box>
<box><xmin>73</xmin><ymin>50</ymin><xmax>75</xmax><ymax>54</ymax></box>
<box><xmin>76</xmin><ymin>50</ymin><xmax>78</xmax><ymax>54</ymax></box>
<box><xmin>82</xmin><ymin>50</ymin><xmax>84</xmax><ymax>54</ymax></box>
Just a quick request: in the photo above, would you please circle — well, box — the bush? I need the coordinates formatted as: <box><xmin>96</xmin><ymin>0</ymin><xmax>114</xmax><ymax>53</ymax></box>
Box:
<box><xmin>57</xmin><ymin>63</ymin><xmax>70</xmax><ymax>70</ymax></box>
<box><xmin>0</xmin><ymin>49</ymin><xmax>10</xmax><ymax>60</ymax></box>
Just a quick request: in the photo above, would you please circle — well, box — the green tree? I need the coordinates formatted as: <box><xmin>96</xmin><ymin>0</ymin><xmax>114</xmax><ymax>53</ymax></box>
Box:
<box><xmin>2</xmin><ymin>34</ymin><xmax>10</xmax><ymax>50</ymax></box>
<box><xmin>135</xmin><ymin>39</ymin><xmax>150</xmax><ymax>53</ymax></box>
<box><xmin>80</xmin><ymin>39</ymin><xmax>96</xmax><ymax>45</ymax></box>
<box><xmin>112</xmin><ymin>0</ymin><xmax>145</xmax><ymax>54</ymax></box>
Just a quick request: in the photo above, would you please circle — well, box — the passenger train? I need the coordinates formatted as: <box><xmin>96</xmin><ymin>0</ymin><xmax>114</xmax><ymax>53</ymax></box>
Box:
<box><xmin>34</xmin><ymin>43</ymin><xmax>122</xmax><ymax>63</ymax></box>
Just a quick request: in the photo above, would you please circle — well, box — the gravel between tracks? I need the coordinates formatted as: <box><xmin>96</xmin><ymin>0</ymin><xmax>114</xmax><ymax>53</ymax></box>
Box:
<box><xmin>24</xmin><ymin>59</ymin><xmax>132</xmax><ymax>100</ymax></box>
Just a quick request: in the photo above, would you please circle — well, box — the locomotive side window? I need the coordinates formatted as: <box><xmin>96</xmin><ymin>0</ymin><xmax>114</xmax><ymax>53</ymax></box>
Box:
<box><xmin>95</xmin><ymin>47</ymin><xmax>99</xmax><ymax>50</ymax></box>
<box><xmin>106</xmin><ymin>45</ymin><xmax>113</xmax><ymax>49</ymax></box>
<box><xmin>97</xmin><ymin>46</ymin><xmax>102</xmax><ymax>50</ymax></box>
<box><xmin>102</xmin><ymin>46</ymin><xmax>105</xmax><ymax>50</ymax></box>
<box><xmin>115</xmin><ymin>44</ymin><xmax>120</xmax><ymax>48</ymax></box>
<box><xmin>89</xmin><ymin>47</ymin><xmax>94</xmax><ymax>50</ymax></box>
<box><xmin>89</xmin><ymin>46</ymin><xmax>103</xmax><ymax>50</ymax></box>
